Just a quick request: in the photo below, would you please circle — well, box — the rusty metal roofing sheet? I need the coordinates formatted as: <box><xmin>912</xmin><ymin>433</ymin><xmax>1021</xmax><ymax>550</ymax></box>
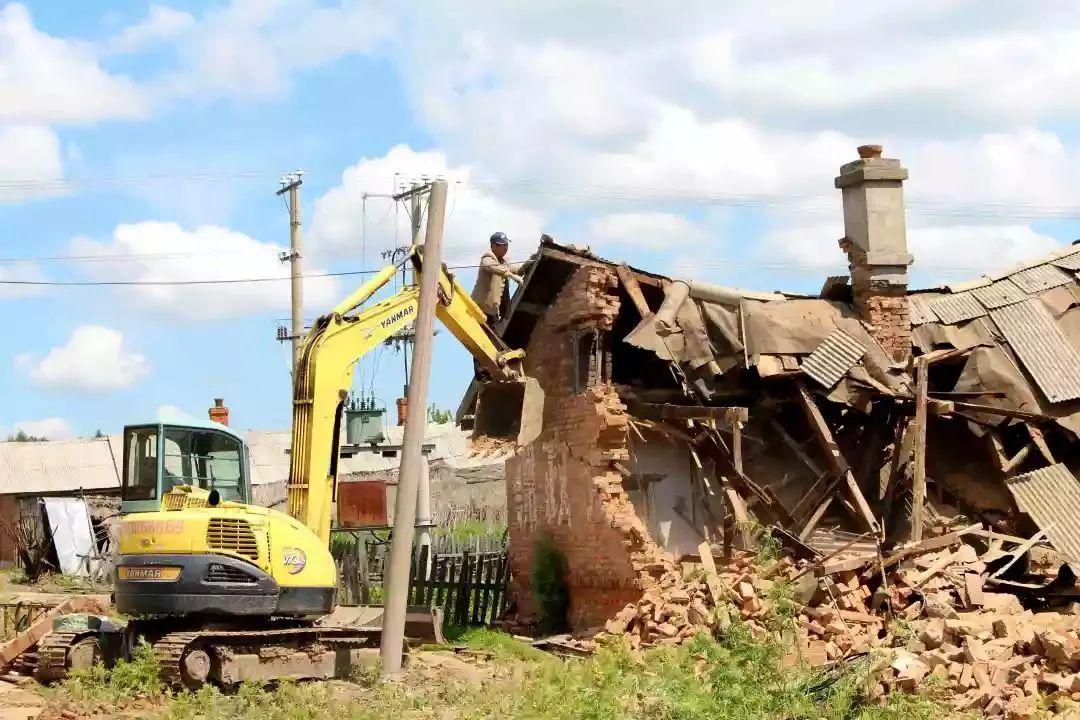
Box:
<box><xmin>1052</xmin><ymin>250</ymin><xmax>1080</xmax><ymax>272</ymax></box>
<box><xmin>1005</xmin><ymin>464</ymin><xmax>1080</xmax><ymax>568</ymax></box>
<box><xmin>929</xmin><ymin>291</ymin><xmax>987</xmax><ymax>325</ymax></box>
<box><xmin>0</xmin><ymin>437</ymin><xmax>121</xmax><ymax>495</ymax></box>
<box><xmin>908</xmin><ymin>294</ymin><xmax>940</xmax><ymax>326</ymax></box>
<box><xmin>1009</xmin><ymin>264</ymin><xmax>1073</xmax><ymax>294</ymax></box>
<box><xmin>801</xmin><ymin>329</ymin><xmax>866</xmax><ymax>389</ymax></box>
<box><xmin>971</xmin><ymin>278</ymin><xmax>1028</xmax><ymax>310</ymax></box>
<box><xmin>989</xmin><ymin>298</ymin><xmax>1080</xmax><ymax>403</ymax></box>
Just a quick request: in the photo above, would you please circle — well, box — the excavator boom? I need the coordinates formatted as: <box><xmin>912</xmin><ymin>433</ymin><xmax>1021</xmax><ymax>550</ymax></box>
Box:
<box><xmin>287</xmin><ymin>246</ymin><xmax>541</xmax><ymax>543</ymax></box>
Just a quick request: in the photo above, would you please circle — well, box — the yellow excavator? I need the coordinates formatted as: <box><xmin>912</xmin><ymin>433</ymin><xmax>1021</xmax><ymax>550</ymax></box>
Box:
<box><xmin>37</xmin><ymin>247</ymin><xmax>541</xmax><ymax>688</ymax></box>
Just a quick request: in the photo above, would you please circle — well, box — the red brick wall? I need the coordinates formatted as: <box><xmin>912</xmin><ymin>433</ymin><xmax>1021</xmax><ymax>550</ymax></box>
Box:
<box><xmin>506</xmin><ymin>266</ymin><xmax>673</xmax><ymax>630</ymax></box>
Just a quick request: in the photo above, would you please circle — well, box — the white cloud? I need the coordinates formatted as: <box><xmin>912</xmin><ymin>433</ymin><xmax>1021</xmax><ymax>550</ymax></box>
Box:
<box><xmin>758</xmin><ymin>219</ymin><xmax>1067</xmax><ymax>287</ymax></box>
<box><xmin>0</xmin><ymin>3</ymin><xmax>145</xmax><ymax>124</ymax></box>
<box><xmin>15</xmin><ymin>325</ymin><xmax>149</xmax><ymax>392</ymax></box>
<box><xmin>120</xmin><ymin>0</ymin><xmax>394</xmax><ymax>103</ymax></box>
<box><xmin>71</xmin><ymin>221</ymin><xmax>340</xmax><ymax>319</ymax></box>
<box><xmin>310</xmin><ymin>144</ymin><xmax>544</xmax><ymax>266</ymax></box>
<box><xmin>12</xmin><ymin>417</ymin><xmax>73</xmax><ymax>440</ymax></box>
<box><xmin>108</xmin><ymin>5</ymin><xmax>195</xmax><ymax>53</ymax></box>
<box><xmin>0</xmin><ymin>262</ymin><xmax>46</xmax><ymax>299</ymax></box>
<box><xmin>587</xmin><ymin>212</ymin><xmax>708</xmax><ymax>251</ymax></box>
<box><xmin>0</xmin><ymin>124</ymin><xmax>64</xmax><ymax>202</ymax></box>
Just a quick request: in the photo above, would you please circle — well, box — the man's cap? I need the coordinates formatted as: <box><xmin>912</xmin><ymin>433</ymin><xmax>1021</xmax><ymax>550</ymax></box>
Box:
<box><xmin>489</xmin><ymin>231</ymin><xmax>509</xmax><ymax>246</ymax></box>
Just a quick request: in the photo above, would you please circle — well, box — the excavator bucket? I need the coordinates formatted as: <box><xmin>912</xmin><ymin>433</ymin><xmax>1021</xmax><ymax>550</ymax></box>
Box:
<box><xmin>473</xmin><ymin>377</ymin><xmax>544</xmax><ymax>446</ymax></box>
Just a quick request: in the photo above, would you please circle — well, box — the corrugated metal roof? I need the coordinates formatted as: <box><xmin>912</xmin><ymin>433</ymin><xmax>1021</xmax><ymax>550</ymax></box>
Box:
<box><xmin>1053</xmin><ymin>253</ymin><xmax>1080</xmax><ymax>272</ymax></box>
<box><xmin>0</xmin><ymin>437</ymin><xmax>121</xmax><ymax>495</ymax></box>
<box><xmin>929</xmin><ymin>291</ymin><xmax>987</xmax><ymax>325</ymax></box>
<box><xmin>1005</xmin><ymin>464</ymin><xmax>1080</xmax><ymax>568</ymax></box>
<box><xmin>971</xmin><ymin>278</ymin><xmax>1028</xmax><ymax>310</ymax></box>
<box><xmin>908</xmin><ymin>294</ymin><xmax>940</xmax><ymax>326</ymax></box>
<box><xmin>989</xmin><ymin>298</ymin><xmax>1080</xmax><ymax>403</ymax></box>
<box><xmin>801</xmin><ymin>329</ymin><xmax>866</xmax><ymax>389</ymax></box>
<box><xmin>1009</xmin><ymin>264</ymin><xmax>1073</xmax><ymax>294</ymax></box>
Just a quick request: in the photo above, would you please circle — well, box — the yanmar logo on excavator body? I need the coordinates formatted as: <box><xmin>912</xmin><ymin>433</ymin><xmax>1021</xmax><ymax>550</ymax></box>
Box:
<box><xmin>380</xmin><ymin>305</ymin><xmax>414</xmax><ymax>329</ymax></box>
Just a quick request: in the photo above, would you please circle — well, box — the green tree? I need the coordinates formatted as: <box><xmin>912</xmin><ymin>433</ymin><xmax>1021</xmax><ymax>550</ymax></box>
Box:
<box><xmin>427</xmin><ymin>404</ymin><xmax>453</xmax><ymax>424</ymax></box>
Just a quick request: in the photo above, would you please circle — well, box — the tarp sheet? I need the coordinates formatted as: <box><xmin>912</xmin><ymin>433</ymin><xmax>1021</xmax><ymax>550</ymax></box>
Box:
<box><xmin>43</xmin><ymin>497</ymin><xmax>98</xmax><ymax>576</ymax></box>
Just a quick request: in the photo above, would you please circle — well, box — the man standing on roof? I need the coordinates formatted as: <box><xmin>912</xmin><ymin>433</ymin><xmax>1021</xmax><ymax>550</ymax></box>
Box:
<box><xmin>471</xmin><ymin>232</ymin><xmax>529</xmax><ymax>327</ymax></box>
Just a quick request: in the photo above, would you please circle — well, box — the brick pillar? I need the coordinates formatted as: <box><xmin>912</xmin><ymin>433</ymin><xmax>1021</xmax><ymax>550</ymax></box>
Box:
<box><xmin>504</xmin><ymin>265</ymin><xmax>674</xmax><ymax>630</ymax></box>
<box><xmin>835</xmin><ymin>145</ymin><xmax>912</xmax><ymax>361</ymax></box>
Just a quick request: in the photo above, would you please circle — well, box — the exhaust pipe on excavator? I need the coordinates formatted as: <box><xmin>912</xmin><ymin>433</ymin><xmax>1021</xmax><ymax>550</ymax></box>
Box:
<box><xmin>472</xmin><ymin>377</ymin><xmax>544</xmax><ymax>446</ymax></box>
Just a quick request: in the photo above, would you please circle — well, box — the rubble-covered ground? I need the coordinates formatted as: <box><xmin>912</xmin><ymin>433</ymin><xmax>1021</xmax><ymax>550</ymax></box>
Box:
<box><xmin>17</xmin><ymin>628</ymin><xmax>951</xmax><ymax>720</ymax></box>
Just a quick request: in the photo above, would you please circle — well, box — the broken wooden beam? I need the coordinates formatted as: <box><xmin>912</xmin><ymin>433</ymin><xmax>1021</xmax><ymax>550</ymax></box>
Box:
<box><xmin>615</xmin><ymin>263</ymin><xmax>652</xmax><ymax>319</ymax></box>
<box><xmin>911</xmin><ymin>358</ymin><xmax>929</xmax><ymax>542</ymax></box>
<box><xmin>626</xmin><ymin>401</ymin><xmax>748</xmax><ymax>426</ymax></box>
<box><xmin>793</xmin><ymin>383</ymin><xmax>880</xmax><ymax>536</ymax></box>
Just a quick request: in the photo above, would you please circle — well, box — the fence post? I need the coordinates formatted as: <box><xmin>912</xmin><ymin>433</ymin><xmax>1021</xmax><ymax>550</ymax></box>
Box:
<box><xmin>359</xmin><ymin>536</ymin><xmax>371</xmax><ymax>605</ymax></box>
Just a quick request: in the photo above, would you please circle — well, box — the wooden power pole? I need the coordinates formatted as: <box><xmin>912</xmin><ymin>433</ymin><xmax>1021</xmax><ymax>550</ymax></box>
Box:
<box><xmin>276</xmin><ymin>172</ymin><xmax>304</xmax><ymax>368</ymax></box>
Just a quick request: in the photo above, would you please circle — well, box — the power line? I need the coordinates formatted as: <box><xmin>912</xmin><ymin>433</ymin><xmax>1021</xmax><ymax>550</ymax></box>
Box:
<box><xmin>0</xmin><ymin>264</ymin><xmax>489</xmax><ymax>287</ymax></box>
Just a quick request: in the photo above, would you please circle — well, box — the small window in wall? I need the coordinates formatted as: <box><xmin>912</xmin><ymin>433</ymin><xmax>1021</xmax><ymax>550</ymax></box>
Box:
<box><xmin>162</xmin><ymin>428</ymin><xmax>245</xmax><ymax>502</ymax></box>
<box><xmin>570</xmin><ymin>329</ymin><xmax>608</xmax><ymax>394</ymax></box>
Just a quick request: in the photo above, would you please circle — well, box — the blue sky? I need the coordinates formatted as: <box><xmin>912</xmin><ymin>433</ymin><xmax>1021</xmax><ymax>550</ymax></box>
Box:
<box><xmin>3</xmin><ymin>1</ymin><xmax>1080</xmax><ymax>439</ymax></box>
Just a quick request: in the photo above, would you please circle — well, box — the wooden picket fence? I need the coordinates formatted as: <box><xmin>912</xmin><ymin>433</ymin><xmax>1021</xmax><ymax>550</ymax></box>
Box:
<box><xmin>407</xmin><ymin>546</ymin><xmax>510</xmax><ymax>627</ymax></box>
<box><xmin>335</xmin><ymin>536</ymin><xmax>511</xmax><ymax>626</ymax></box>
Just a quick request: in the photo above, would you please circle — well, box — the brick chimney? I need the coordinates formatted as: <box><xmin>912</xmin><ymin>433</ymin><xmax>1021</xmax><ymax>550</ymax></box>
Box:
<box><xmin>835</xmin><ymin>144</ymin><xmax>912</xmax><ymax>361</ymax></box>
<box><xmin>209</xmin><ymin>398</ymin><xmax>230</xmax><ymax>426</ymax></box>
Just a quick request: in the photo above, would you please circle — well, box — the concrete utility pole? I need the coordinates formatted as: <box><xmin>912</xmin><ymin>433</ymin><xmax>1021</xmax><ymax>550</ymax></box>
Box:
<box><xmin>406</xmin><ymin>182</ymin><xmax>434</xmax><ymax>560</ymax></box>
<box><xmin>380</xmin><ymin>179</ymin><xmax>447</xmax><ymax>677</ymax></box>
<box><xmin>276</xmin><ymin>172</ymin><xmax>304</xmax><ymax>368</ymax></box>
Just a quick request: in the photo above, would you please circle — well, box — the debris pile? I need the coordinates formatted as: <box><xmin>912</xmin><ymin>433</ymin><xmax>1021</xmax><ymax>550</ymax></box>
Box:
<box><xmin>591</xmin><ymin>527</ymin><xmax>1080</xmax><ymax>717</ymax></box>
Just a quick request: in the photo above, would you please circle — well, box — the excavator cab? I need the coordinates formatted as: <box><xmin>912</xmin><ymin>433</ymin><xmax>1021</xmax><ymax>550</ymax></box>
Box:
<box><xmin>121</xmin><ymin>418</ymin><xmax>250</xmax><ymax>513</ymax></box>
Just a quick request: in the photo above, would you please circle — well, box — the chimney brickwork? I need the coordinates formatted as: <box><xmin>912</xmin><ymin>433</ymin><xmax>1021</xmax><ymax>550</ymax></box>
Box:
<box><xmin>836</xmin><ymin>144</ymin><xmax>912</xmax><ymax>362</ymax></box>
<box><xmin>209</xmin><ymin>397</ymin><xmax>230</xmax><ymax>426</ymax></box>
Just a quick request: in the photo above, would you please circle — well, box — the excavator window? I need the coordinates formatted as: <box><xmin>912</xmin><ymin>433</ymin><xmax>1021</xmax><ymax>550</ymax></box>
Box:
<box><xmin>162</xmin><ymin>428</ymin><xmax>246</xmax><ymax>502</ymax></box>
<box><xmin>123</xmin><ymin>427</ymin><xmax>159</xmax><ymax>501</ymax></box>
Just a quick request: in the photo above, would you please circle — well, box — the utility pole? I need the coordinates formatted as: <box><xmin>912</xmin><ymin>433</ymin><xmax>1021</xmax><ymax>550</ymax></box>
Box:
<box><xmin>380</xmin><ymin>179</ymin><xmax>447</xmax><ymax>677</ymax></box>
<box><xmin>406</xmin><ymin>182</ymin><xmax>433</xmax><ymax>559</ymax></box>
<box><xmin>276</xmin><ymin>172</ymin><xmax>304</xmax><ymax>369</ymax></box>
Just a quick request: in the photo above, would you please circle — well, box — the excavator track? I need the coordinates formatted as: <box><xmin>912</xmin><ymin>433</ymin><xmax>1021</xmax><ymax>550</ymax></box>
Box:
<box><xmin>36</xmin><ymin>631</ymin><xmax>91</xmax><ymax>683</ymax></box>
<box><xmin>147</xmin><ymin>625</ymin><xmax>381</xmax><ymax>689</ymax></box>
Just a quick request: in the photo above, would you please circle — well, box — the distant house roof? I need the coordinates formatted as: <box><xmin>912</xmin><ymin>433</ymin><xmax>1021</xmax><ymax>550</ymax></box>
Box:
<box><xmin>245</xmin><ymin>422</ymin><xmax>511</xmax><ymax>487</ymax></box>
<box><xmin>0</xmin><ymin>422</ymin><xmax>505</xmax><ymax>499</ymax></box>
<box><xmin>0</xmin><ymin>436</ymin><xmax>122</xmax><ymax>496</ymax></box>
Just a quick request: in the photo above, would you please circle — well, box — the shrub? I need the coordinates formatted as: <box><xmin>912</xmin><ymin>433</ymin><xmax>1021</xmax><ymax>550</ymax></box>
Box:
<box><xmin>530</xmin><ymin>534</ymin><xmax>569</xmax><ymax>635</ymax></box>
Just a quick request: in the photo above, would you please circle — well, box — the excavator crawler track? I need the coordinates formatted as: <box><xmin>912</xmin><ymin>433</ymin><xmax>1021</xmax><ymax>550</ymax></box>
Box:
<box><xmin>36</xmin><ymin>631</ymin><xmax>90</xmax><ymax>683</ymax></box>
<box><xmin>148</xmin><ymin>625</ymin><xmax>381</xmax><ymax>689</ymax></box>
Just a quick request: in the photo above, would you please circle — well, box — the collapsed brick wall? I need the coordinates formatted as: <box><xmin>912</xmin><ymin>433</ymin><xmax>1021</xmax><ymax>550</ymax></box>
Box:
<box><xmin>505</xmin><ymin>265</ymin><xmax>674</xmax><ymax>630</ymax></box>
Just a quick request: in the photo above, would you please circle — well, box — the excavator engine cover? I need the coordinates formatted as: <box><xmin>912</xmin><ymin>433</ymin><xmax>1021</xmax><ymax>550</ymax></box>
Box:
<box><xmin>473</xmin><ymin>377</ymin><xmax>544</xmax><ymax>446</ymax></box>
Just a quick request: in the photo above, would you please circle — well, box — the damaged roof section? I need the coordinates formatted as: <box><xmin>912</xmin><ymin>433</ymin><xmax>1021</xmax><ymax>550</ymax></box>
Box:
<box><xmin>472</xmin><ymin>234</ymin><xmax>1080</xmax><ymax>575</ymax></box>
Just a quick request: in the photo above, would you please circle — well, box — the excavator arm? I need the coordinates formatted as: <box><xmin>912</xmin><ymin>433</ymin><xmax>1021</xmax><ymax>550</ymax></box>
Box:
<box><xmin>287</xmin><ymin>247</ymin><xmax>540</xmax><ymax>543</ymax></box>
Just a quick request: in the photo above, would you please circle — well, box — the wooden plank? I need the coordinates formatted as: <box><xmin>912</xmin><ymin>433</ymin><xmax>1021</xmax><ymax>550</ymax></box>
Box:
<box><xmin>951</xmin><ymin>401</ymin><xmax>1050</xmax><ymax>422</ymax></box>
<box><xmin>538</xmin><ymin>246</ymin><xmax>663</xmax><ymax>287</ymax></box>
<box><xmin>1026</xmin><ymin>423</ymin><xmax>1057</xmax><ymax>464</ymax></box>
<box><xmin>770</xmin><ymin>419</ymin><xmax>825</xmax><ymax>477</ymax></box>
<box><xmin>794</xmin><ymin>383</ymin><xmax>879</xmax><ymax>535</ymax></box>
<box><xmin>0</xmin><ymin>595</ymin><xmax>108</xmax><ymax>668</ymax></box>
<box><xmin>912</xmin><ymin>358</ymin><xmax>929</xmax><ymax>542</ymax></box>
<box><xmin>616</xmin><ymin>263</ymin><xmax>652</xmax><ymax>319</ymax></box>
<box><xmin>991</xmin><ymin>527</ymin><xmax>1051</xmax><ymax>580</ymax></box>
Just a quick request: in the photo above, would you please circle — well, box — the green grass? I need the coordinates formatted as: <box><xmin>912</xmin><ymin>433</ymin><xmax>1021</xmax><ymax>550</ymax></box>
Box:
<box><xmin>53</xmin><ymin>640</ymin><xmax>164</xmax><ymax>705</ymax></box>
<box><xmin>48</xmin><ymin>628</ymin><xmax>958</xmax><ymax>720</ymax></box>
